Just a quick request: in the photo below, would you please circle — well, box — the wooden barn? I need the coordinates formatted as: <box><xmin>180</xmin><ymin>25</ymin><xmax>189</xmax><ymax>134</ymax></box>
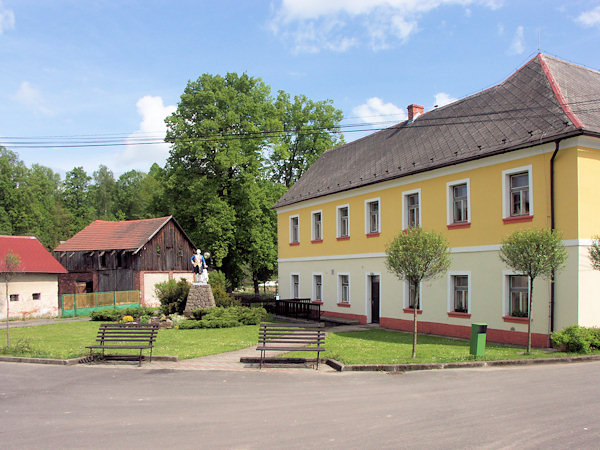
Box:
<box><xmin>53</xmin><ymin>216</ymin><xmax>197</xmax><ymax>306</ymax></box>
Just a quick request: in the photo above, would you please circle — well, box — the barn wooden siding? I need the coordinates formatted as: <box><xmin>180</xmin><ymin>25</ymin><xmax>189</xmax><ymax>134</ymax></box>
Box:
<box><xmin>54</xmin><ymin>219</ymin><xmax>196</xmax><ymax>293</ymax></box>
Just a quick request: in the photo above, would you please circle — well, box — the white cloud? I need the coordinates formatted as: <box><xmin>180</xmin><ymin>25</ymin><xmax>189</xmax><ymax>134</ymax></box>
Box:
<box><xmin>433</xmin><ymin>92</ymin><xmax>458</xmax><ymax>108</ymax></box>
<box><xmin>270</xmin><ymin>0</ymin><xmax>503</xmax><ymax>52</ymax></box>
<box><xmin>0</xmin><ymin>1</ymin><xmax>15</xmax><ymax>34</ymax></box>
<box><xmin>115</xmin><ymin>96</ymin><xmax>176</xmax><ymax>171</ymax></box>
<box><xmin>508</xmin><ymin>25</ymin><xmax>524</xmax><ymax>55</ymax></box>
<box><xmin>577</xmin><ymin>6</ymin><xmax>600</xmax><ymax>27</ymax></box>
<box><xmin>352</xmin><ymin>97</ymin><xmax>406</xmax><ymax>125</ymax></box>
<box><xmin>13</xmin><ymin>81</ymin><xmax>53</xmax><ymax>115</ymax></box>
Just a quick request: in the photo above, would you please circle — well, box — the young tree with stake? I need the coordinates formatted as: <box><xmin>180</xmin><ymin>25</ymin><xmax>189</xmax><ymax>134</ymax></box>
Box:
<box><xmin>385</xmin><ymin>228</ymin><xmax>451</xmax><ymax>359</ymax></box>
<box><xmin>499</xmin><ymin>228</ymin><xmax>567</xmax><ymax>354</ymax></box>
<box><xmin>1</xmin><ymin>251</ymin><xmax>22</xmax><ymax>347</ymax></box>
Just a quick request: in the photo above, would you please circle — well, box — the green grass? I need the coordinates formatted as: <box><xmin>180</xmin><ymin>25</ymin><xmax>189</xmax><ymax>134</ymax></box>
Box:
<box><xmin>311</xmin><ymin>329</ymin><xmax>574</xmax><ymax>365</ymax></box>
<box><xmin>0</xmin><ymin>322</ymin><xmax>259</xmax><ymax>360</ymax></box>
<box><xmin>0</xmin><ymin>323</ymin><xmax>589</xmax><ymax>365</ymax></box>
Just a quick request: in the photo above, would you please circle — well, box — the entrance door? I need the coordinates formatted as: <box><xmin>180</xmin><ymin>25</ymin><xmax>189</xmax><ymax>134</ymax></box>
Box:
<box><xmin>370</xmin><ymin>275</ymin><xmax>380</xmax><ymax>323</ymax></box>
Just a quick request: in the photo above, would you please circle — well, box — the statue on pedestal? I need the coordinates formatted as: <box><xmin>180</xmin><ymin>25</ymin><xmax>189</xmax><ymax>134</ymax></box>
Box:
<box><xmin>191</xmin><ymin>249</ymin><xmax>209</xmax><ymax>285</ymax></box>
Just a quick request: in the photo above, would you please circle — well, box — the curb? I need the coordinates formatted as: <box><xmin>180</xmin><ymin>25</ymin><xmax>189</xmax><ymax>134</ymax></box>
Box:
<box><xmin>0</xmin><ymin>354</ymin><xmax>178</xmax><ymax>366</ymax></box>
<box><xmin>325</xmin><ymin>354</ymin><xmax>600</xmax><ymax>372</ymax></box>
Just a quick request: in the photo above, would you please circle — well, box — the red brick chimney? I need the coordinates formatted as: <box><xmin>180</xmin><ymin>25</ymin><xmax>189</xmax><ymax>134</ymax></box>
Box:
<box><xmin>407</xmin><ymin>104</ymin><xmax>424</xmax><ymax>121</ymax></box>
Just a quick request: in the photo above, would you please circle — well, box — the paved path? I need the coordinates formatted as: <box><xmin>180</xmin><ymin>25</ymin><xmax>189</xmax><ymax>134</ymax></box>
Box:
<box><xmin>4</xmin><ymin>317</ymin><xmax>90</xmax><ymax>328</ymax></box>
<box><xmin>93</xmin><ymin>323</ymin><xmax>377</xmax><ymax>373</ymax></box>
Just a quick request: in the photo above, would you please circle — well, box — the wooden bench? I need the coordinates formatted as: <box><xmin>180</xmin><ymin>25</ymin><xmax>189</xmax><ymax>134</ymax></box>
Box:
<box><xmin>86</xmin><ymin>323</ymin><xmax>159</xmax><ymax>367</ymax></box>
<box><xmin>257</xmin><ymin>322</ymin><xmax>326</xmax><ymax>369</ymax></box>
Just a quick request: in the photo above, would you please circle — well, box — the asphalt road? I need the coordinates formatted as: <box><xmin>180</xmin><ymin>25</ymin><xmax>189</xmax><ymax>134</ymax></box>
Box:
<box><xmin>1</xmin><ymin>361</ymin><xmax>600</xmax><ymax>449</ymax></box>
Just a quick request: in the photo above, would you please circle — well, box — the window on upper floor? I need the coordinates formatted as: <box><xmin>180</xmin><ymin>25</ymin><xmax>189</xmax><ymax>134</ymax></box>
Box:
<box><xmin>289</xmin><ymin>215</ymin><xmax>299</xmax><ymax>244</ymax></box>
<box><xmin>311</xmin><ymin>211</ymin><xmax>322</xmax><ymax>241</ymax></box>
<box><xmin>502</xmin><ymin>166</ymin><xmax>533</xmax><ymax>222</ymax></box>
<box><xmin>365</xmin><ymin>199</ymin><xmax>380</xmax><ymax>235</ymax></box>
<box><xmin>447</xmin><ymin>179</ymin><xmax>470</xmax><ymax>227</ymax></box>
<box><xmin>337</xmin><ymin>205</ymin><xmax>350</xmax><ymax>238</ymax></box>
<box><xmin>402</xmin><ymin>189</ymin><xmax>421</xmax><ymax>229</ymax></box>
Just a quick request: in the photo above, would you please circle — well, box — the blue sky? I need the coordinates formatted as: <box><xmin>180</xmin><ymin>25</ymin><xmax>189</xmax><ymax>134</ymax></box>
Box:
<box><xmin>1</xmin><ymin>0</ymin><xmax>600</xmax><ymax>176</ymax></box>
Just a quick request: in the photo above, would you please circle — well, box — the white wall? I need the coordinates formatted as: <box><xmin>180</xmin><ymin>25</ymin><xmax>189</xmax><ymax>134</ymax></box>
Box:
<box><xmin>0</xmin><ymin>273</ymin><xmax>60</xmax><ymax>319</ymax></box>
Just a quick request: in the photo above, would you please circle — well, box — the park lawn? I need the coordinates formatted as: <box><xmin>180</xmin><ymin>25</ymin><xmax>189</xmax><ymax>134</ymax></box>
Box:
<box><xmin>0</xmin><ymin>321</ymin><xmax>260</xmax><ymax>360</ymax></box>
<box><xmin>313</xmin><ymin>329</ymin><xmax>570</xmax><ymax>365</ymax></box>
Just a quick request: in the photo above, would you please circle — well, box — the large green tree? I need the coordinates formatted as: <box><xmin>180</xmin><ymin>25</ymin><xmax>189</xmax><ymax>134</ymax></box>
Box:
<box><xmin>499</xmin><ymin>228</ymin><xmax>567</xmax><ymax>354</ymax></box>
<box><xmin>164</xmin><ymin>73</ymin><xmax>277</xmax><ymax>288</ymax></box>
<box><xmin>269</xmin><ymin>91</ymin><xmax>344</xmax><ymax>187</ymax></box>
<box><xmin>62</xmin><ymin>166</ymin><xmax>94</xmax><ymax>234</ymax></box>
<box><xmin>385</xmin><ymin>228</ymin><xmax>451</xmax><ymax>359</ymax></box>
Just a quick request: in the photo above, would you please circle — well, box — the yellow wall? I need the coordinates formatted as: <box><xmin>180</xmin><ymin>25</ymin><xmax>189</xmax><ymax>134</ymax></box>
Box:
<box><xmin>577</xmin><ymin>147</ymin><xmax>600</xmax><ymax>239</ymax></box>
<box><xmin>278</xmin><ymin>145</ymin><xmax>584</xmax><ymax>259</ymax></box>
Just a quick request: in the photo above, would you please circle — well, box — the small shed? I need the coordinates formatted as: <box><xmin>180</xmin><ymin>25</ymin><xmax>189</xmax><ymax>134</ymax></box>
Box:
<box><xmin>0</xmin><ymin>235</ymin><xmax>67</xmax><ymax>319</ymax></box>
<box><xmin>53</xmin><ymin>216</ymin><xmax>197</xmax><ymax>306</ymax></box>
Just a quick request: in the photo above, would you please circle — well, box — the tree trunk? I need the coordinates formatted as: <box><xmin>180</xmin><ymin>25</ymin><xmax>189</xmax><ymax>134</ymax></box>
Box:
<box><xmin>527</xmin><ymin>278</ymin><xmax>534</xmax><ymax>354</ymax></box>
<box><xmin>412</xmin><ymin>282</ymin><xmax>418</xmax><ymax>359</ymax></box>
<box><xmin>253</xmin><ymin>274</ymin><xmax>259</xmax><ymax>296</ymax></box>
<box><xmin>5</xmin><ymin>282</ymin><xmax>9</xmax><ymax>347</ymax></box>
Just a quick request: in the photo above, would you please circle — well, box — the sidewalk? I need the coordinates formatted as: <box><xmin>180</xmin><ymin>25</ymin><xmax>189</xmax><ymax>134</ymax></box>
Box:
<box><xmin>4</xmin><ymin>317</ymin><xmax>90</xmax><ymax>328</ymax></box>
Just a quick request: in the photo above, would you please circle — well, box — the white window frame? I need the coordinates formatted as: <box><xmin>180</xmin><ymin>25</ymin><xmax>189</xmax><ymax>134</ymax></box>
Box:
<box><xmin>402</xmin><ymin>188</ymin><xmax>421</xmax><ymax>229</ymax></box>
<box><xmin>289</xmin><ymin>215</ymin><xmax>300</xmax><ymax>244</ymax></box>
<box><xmin>447</xmin><ymin>271</ymin><xmax>471</xmax><ymax>313</ymax></box>
<box><xmin>502</xmin><ymin>270</ymin><xmax>530</xmax><ymax>317</ymax></box>
<box><xmin>364</xmin><ymin>197</ymin><xmax>381</xmax><ymax>234</ymax></box>
<box><xmin>502</xmin><ymin>165</ymin><xmax>533</xmax><ymax>219</ymax></box>
<box><xmin>311</xmin><ymin>210</ymin><xmax>323</xmax><ymax>241</ymax></box>
<box><xmin>336</xmin><ymin>204</ymin><xmax>350</xmax><ymax>238</ymax></box>
<box><xmin>312</xmin><ymin>273</ymin><xmax>323</xmax><ymax>302</ymax></box>
<box><xmin>338</xmin><ymin>273</ymin><xmax>351</xmax><ymax>304</ymax></box>
<box><xmin>290</xmin><ymin>273</ymin><xmax>300</xmax><ymax>299</ymax></box>
<box><xmin>446</xmin><ymin>179</ymin><xmax>471</xmax><ymax>225</ymax></box>
<box><xmin>403</xmin><ymin>280</ymin><xmax>422</xmax><ymax>310</ymax></box>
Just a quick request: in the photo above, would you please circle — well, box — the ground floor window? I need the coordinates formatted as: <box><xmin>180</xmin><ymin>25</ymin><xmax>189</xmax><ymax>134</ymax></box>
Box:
<box><xmin>291</xmin><ymin>274</ymin><xmax>300</xmax><ymax>299</ymax></box>
<box><xmin>338</xmin><ymin>274</ymin><xmax>350</xmax><ymax>303</ymax></box>
<box><xmin>313</xmin><ymin>274</ymin><xmax>322</xmax><ymax>301</ymax></box>
<box><xmin>509</xmin><ymin>275</ymin><xmax>529</xmax><ymax>317</ymax></box>
<box><xmin>404</xmin><ymin>282</ymin><xmax>421</xmax><ymax>309</ymax></box>
<box><xmin>453</xmin><ymin>275</ymin><xmax>469</xmax><ymax>313</ymax></box>
<box><xmin>33</xmin><ymin>293</ymin><xmax>41</xmax><ymax>300</ymax></box>
<box><xmin>9</xmin><ymin>294</ymin><xmax>18</xmax><ymax>302</ymax></box>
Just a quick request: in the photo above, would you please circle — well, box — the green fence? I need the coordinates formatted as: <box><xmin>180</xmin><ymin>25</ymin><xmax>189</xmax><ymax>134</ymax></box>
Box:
<box><xmin>61</xmin><ymin>290</ymin><xmax>141</xmax><ymax>317</ymax></box>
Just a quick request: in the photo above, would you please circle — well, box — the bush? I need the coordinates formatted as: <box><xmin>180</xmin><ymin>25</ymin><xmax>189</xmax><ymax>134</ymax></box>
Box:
<box><xmin>155</xmin><ymin>278</ymin><xmax>191</xmax><ymax>315</ymax></box>
<box><xmin>178</xmin><ymin>306</ymin><xmax>268</xmax><ymax>329</ymax></box>
<box><xmin>209</xmin><ymin>271</ymin><xmax>240</xmax><ymax>307</ymax></box>
<box><xmin>551</xmin><ymin>325</ymin><xmax>600</xmax><ymax>353</ymax></box>
<box><xmin>90</xmin><ymin>309</ymin><xmax>122</xmax><ymax>321</ymax></box>
<box><xmin>120</xmin><ymin>306</ymin><xmax>157</xmax><ymax>318</ymax></box>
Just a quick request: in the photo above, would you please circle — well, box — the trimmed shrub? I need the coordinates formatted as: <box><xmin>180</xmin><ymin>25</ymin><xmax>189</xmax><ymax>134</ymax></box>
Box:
<box><xmin>155</xmin><ymin>278</ymin><xmax>191</xmax><ymax>315</ymax></box>
<box><xmin>178</xmin><ymin>306</ymin><xmax>268</xmax><ymax>329</ymax></box>
<box><xmin>551</xmin><ymin>325</ymin><xmax>600</xmax><ymax>353</ymax></box>
<box><xmin>90</xmin><ymin>309</ymin><xmax>122</xmax><ymax>321</ymax></box>
<box><xmin>120</xmin><ymin>306</ymin><xmax>157</xmax><ymax>318</ymax></box>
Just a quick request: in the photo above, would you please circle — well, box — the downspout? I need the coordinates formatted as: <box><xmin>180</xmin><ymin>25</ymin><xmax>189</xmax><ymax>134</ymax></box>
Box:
<box><xmin>549</xmin><ymin>139</ymin><xmax>562</xmax><ymax>338</ymax></box>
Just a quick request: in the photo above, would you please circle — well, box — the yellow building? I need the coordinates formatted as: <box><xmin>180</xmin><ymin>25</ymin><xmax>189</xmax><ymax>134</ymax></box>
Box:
<box><xmin>274</xmin><ymin>54</ymin><xmax>600</xmax><ymax>347</ymax></box>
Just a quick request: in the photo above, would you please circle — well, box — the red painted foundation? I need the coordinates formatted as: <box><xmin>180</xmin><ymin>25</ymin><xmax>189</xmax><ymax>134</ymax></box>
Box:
<box><xmin>380</xmin><ymin>317</ymin><xmax>550</xmax><ymax>348</ymax></box>
<box><xmin>322</xmin><ymin>310</ymin><xmax>367</xmax><ymax>325</ymax></box>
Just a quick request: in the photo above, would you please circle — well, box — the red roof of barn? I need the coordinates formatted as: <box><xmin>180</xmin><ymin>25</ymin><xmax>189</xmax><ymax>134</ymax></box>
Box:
<box><xmin>53</xmin><ymin>216</ymin><xmax>193</xmax><ymax>253</ymax></box>
<box><xmin>0</xmin><ymin>236</ymin><xmax>67</xmax><ymax>273</ymax></box>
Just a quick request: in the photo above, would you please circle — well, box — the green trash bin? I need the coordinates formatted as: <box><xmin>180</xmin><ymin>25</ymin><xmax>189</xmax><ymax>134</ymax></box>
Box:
<box><xmin>470</xmin><ymin>323</ymin><xmax>487</xmax><ymax>357</ymax></box>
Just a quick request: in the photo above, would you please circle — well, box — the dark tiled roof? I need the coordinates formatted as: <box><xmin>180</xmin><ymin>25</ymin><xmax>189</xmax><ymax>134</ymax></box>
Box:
<box><xmin>54</xmin><ymin>216</ymin><xmax>174</xmax><ymax>252</ymax></box>
<box><xmin>0</xmin><ymin>235</ymin><xmax>67</xmax><ymax>273</ymax></box>
<box><xmin>275</xmin><ymin>54</ymin><xmax>600</xmax><ymax>209</ymax></box>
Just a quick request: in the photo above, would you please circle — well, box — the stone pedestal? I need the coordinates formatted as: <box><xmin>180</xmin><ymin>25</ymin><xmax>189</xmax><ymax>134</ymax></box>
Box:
<box><xmin>184</xmin><ymin>284</ymin><xmax>216</xmax><ymax>316</ymax></box>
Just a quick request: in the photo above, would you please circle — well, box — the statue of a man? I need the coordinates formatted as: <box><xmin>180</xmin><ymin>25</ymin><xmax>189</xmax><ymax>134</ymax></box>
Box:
<box><xmin>191</xmin><ymin>249</ymin><xmax>209</xmax><ymax>285</ymax></box>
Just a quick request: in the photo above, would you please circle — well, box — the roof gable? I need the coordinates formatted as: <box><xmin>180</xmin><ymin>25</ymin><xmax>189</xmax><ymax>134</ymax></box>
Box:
<box><xmin>53</xmin><ymin>216</ymin><xmax>194</xmax><ymax>252</ymax></box>
<box><xmin>275</xmin><ymin>54</ymin><xmax>599</xmax><ymax>209</ymax></box>
<box><xmin>0</xmin><ymin>236</ymin><xmax>67</xmax><ymax>273</ymax></box>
